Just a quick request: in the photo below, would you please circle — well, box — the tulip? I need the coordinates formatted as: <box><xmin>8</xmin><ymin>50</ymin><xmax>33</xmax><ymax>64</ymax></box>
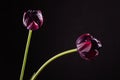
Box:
<box><xmin>23</xmin><ymin>10</ymin><xmax>43</xmax><ymax>30</ymax></box>
<box><xmin>19</xmin><ymin>9</ymin><xmax>43</xmax><ymax>80</ymax></box>
<box><xmin>76</xmin><ymin>33</ymin><xmax>102</xmax><ymax>60</ymax></box>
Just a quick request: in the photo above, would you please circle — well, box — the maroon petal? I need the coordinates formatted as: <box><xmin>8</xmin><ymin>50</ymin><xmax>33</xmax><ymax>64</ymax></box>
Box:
<box><xmin>27</xmin><ymin>21</ymin><xmax>39</xmax><ymax>30</ymax></box>
<box><xmin>77</xmin><ymin>41</ymin><xmax>92</xmax><ymax>53</ymax></box>
<box><xmin>76</xmin><ymin>33</ymin><xmax>93</xmax><ymax>44</ymax></box>
<box><xmin>80</xmin><ymin>49</ymin><xmax>99</xmax><ymax>60</ymax></box>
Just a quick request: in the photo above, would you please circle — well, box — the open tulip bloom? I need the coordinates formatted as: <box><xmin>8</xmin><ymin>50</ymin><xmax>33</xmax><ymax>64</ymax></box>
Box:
<box><xmin>19</xmin><ymin>9</ymin><xmax>102</xmax><ymax>80</ymax></box>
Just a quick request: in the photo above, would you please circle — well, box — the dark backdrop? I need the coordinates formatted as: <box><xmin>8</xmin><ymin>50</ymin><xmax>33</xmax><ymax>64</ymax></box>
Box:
<box><xmin>1</xmin><ymin>0</ymin><xmax>120</xmax><ymax>80</ymax></box>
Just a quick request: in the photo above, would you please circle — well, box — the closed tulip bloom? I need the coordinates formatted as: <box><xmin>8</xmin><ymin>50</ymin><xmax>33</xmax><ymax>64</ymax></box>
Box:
<box><xmin>76</xmin><ymin>33</ymin><xmax>102</xmax><ymax>60</ymax></box>
<box><xmin>23</xmin><ymin>10</ymin><xmax>43</xmax><ymax>30</ymax></box>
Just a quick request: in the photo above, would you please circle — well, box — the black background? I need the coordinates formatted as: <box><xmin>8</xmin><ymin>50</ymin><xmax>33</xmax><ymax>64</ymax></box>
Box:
<box><xmin>1</xmin><ymin>0</ymin><xmax>120</xmax><ymax>80</ymax></box>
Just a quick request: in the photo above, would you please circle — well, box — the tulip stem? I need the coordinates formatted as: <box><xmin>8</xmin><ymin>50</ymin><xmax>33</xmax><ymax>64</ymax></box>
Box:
<box><xmin>19</xmin><ymin>30</ymin><xmax>33</xmax><ymax>80</ymax></box>
<box><xmin>30</xmin><ymin>48</ymin><xmax>77</xmax><ymax>80</ymax></box>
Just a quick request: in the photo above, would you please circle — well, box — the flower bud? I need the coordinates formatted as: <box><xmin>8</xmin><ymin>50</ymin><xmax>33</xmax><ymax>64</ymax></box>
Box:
<box><xmin>23</xmin><ymin>10</ymin><xmax>43</xmax><ymax>30</ymax></box>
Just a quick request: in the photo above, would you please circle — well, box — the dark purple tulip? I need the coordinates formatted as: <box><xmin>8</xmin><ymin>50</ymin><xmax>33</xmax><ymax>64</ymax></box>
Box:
<box><xmin>76</xmin><ymin>33</ymin><xmax>102</xmax><ymax>60</ymax></box>
<box><xmin>23</xmin><ymin>10</ymin><xmax>43</xmax><ymax>30</ymax></box>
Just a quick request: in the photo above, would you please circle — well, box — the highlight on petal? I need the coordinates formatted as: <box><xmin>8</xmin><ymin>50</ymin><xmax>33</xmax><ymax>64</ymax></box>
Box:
<box><xmin>77</xmin><ymin>41</ymin><xmax>92</xmax><ymax>53</ymax></box>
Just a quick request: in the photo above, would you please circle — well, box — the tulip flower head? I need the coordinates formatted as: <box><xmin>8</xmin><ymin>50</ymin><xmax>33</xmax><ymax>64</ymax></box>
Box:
<box><xmin>23</xmin><ymin>10</ymin><xmax>43</xmax><ymax>30</ymax></box>
<box><xmin>76</xmin><ymin>33</ymin><xmax>102</xmax><ymax>60</ymax></box>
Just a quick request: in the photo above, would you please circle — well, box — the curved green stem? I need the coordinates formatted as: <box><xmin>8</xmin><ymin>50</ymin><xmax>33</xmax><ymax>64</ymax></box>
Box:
<box><xmin>19</xmin><ymin>30</ymin><xmax>33</xmax><ymax>80</ymax></box>
<box><xmin>30</xmin><ymin>48</ymin><xmax>77</xmax><ymax>80</ymax></box>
